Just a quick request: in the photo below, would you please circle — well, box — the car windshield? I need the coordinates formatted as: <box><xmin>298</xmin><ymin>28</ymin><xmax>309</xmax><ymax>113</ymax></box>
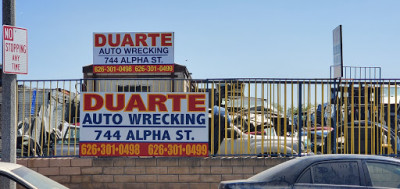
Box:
<box><xmin>57</xmin><ymin>127</ymin><xmax>80</xmax><ymax>145</ymax></box>
<box><xmin>265</xmin><ymin>127</ymin><xmax>277</xmax><ymax>137</ymax></box>
<box><xmin>12</xmin><ymin>166</ymin><xmax>68</xmax><ymax>189</ymax></box>
<box><xmin>221</xmin><ymin>97</ymin><xmax>269</xmax><ymax>110</ymax></box>
<box><xmin>65</xmin><ymin>127</ymin><xmax>80</xmax><ymax>139</ymax></box>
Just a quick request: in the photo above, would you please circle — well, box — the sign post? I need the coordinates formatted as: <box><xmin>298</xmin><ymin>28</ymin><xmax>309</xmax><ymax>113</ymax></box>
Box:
<box><xmin>331</xmin><ymin>25</ymin><xmax>343</xmax><ymax>154</ymax></box>
<box><xmin>2</xmin><ymin>0</ymin><xmax>19</xmax><ymax>188</ymax></box>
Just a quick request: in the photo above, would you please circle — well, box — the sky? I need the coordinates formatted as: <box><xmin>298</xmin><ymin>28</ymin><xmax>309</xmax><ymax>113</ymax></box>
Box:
<box><xmin>3</xmin><ymin>0</ymin><xmax>400</xmax><ymax>80</ymax></box>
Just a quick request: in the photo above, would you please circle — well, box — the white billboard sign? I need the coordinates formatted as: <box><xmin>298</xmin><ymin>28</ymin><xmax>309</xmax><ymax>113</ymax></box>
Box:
<box><xmin>3</xmin><ymin>25</ymin><xmax>28</xmax><ymax>74</ymax></box>
<box><xmin>93</xmin><ymin>32</ymin><xmax>174</xmax><ymax>65</ymax></box>
<box><xmin>79</xmin><ymin>92</ymin><xmax>209</xmax><ymax>157</ymax></box>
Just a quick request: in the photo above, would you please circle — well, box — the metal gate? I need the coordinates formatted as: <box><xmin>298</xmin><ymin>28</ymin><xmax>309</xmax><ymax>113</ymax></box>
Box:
<box><xmin>13</xmin><ymin>78</ymin><xmax>400</xmax><ymax>157</ymax></box>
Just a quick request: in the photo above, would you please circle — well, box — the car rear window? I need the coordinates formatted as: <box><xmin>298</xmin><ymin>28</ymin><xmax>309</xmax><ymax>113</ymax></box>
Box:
<box><xmin>312</xmin><ymin>161</ymin><xmax>360</xmax><ymax>186</ymax></box>
<box><xmin>366</xmin><ymin>161</ymin><xmax>400</xmax><ymax>188</ymax></box>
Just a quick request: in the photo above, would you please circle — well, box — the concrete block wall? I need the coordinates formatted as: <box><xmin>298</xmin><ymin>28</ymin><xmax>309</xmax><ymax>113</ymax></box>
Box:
<box><xmin>17</xmin><ymin>157</ymin><xmax>292</xmax><ymax>189</ymax></box>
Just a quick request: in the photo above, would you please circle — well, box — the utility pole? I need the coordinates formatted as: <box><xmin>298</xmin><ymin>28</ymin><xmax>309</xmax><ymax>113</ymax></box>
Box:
<box><xmin>2</xmin><ymin>0</ymin><xmax>17</xmax><ymax>188</ymax></box>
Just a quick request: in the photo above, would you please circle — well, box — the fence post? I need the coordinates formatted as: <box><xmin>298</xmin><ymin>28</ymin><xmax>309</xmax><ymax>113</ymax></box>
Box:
<box><xmin>332</xmin><ymin>79</ymin><xmax>337</xmax><ymax>154</ymax></box>
<box><xmin>298</xmin><ymin>82</ymin><xmax>302</xmax><ymax>157</ymax></box>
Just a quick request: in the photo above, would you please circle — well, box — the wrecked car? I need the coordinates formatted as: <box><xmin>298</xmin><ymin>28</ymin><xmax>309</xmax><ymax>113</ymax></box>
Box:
<box><xmin>209</xmin><ymin>106</ymin><xmax>303</xmax><ymax>156</ymax></box>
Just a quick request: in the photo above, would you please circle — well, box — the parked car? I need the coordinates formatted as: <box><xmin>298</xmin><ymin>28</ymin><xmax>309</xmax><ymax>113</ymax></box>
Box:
<box><xmin>292</xmin><ymin>103</ymin><xmax>335</xmax><ymax>154</ymax></box>
<box><xmin>217</xmin><ymin>125</ymin><xmax>301</xmax><ymax>156</ymax></box>
<box><xmin>54</xmin><ymin>122</ymin><xmax>80</xmax><ymax>156</ymax></box>
<box><xmin>219</xmin><ymin>154</ymin><xmax>400</xmax><ymax>189</ymax></box>
<box><xmin>209</xmin><ymin>106</ymin><xmax>303</xmax><ymax>156</ymax></box>
<box><xmin>300</xmin><ymin>126</ymin><xmax>333</xmax><ymax>153</ymax></box>
<box><xmin>0</xmin><ymin>161</ymin><xmax>68</xmax><ymax>189</ymax></box>
<box><xmin>323</xmin><ymin>120</ymin><xmax>400</xmax><ymax>155</ymax></box>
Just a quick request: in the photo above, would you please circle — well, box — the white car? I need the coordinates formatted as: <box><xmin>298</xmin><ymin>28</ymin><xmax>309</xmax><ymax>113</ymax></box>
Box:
<box><xmin>217</xmin><ymin>126</ymin><xmax>302</xmax><ymax>156</ymax></box>
<box><xmin>54</xmin><ymin>122</ymin><xmax>80</xmax><ymax>156</ymax></box>
<box><xmin>0</xmin><ymin>161</ymin><xmax>68</xmax><ymax>189</ymax></box>
<box><xmin>210</xmin><ymin>105</ymin><xmax>304</xmax><ymax>156</ymax></box>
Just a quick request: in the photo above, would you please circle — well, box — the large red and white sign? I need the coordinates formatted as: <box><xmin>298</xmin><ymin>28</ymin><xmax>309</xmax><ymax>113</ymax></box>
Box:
<box><xmin>79</xmin><ymin>92</ymin><xmax>209</xmax><ymax>157</ymax></box>
<box><xmin>93</xmin><ymin>32</ymin><xmax>174</xmax><ymax>66</ymax></box>
<box><xmin>3</xmin><ymin>25</ymin><xmax>28</xmax><ymax>74</ymax></box>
